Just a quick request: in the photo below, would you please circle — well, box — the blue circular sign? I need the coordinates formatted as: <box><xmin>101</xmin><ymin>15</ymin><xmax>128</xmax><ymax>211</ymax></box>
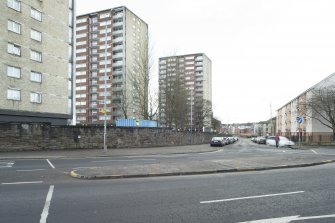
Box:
<box><xmin>297</xmin><ymin>116</ymin><xmax>302</xmax><ymax>124</ymax></box>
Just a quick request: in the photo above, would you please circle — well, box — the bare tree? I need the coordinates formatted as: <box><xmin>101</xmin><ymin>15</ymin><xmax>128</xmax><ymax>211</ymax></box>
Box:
<box><xmin>193</xmin><ymin>99</ymin><xmax>212</xmax><ymax>131</ymax></box>
<box><xmin>162</xmin><ymin>76</ymin><xmax>188</xmax><ymax>128</ymax></box>
<box><xmin>127</xmin><ymin>33</ymin><xmax>160</xmax><ymax>121</ymax></box>
<box><xmin>303</xmin><ymin>84</ymin><xmax>335</xmax><ymax>141</ymax></box>
<box><xmin>148</xmin><ymin>87</ymin><xmax>159</xmax><ymax>120</ymax></box>
<box><xmin>211</xmin><ymin>117</ymin><xmax>222</xmax><ymax>133</ymax></box>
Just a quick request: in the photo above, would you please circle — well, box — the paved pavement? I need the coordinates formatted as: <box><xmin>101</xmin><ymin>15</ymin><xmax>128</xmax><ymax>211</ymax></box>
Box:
<box><xmin>0</xmin><ymin>145</ymin><xmax>217</xmax><ymax>159</ymax></box>
<box><xmin>1</xmin><ymin>143</ymin><xmax>335</xmax><ymax>180</ymax></box>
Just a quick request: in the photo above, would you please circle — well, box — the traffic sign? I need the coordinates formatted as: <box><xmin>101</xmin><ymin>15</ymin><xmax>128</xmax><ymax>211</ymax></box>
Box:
<box><xmin>297</xmin><ymin>116</ymin><xmax>302</xmax><ymax>124</ymax></box>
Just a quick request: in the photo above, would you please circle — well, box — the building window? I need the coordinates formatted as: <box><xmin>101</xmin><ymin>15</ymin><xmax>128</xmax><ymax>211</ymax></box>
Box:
<box><xmin>30</xmin><ymin>92</ymin><xmax>42</xmax><ymax>103</ymax></box>
<box><xmin>7</xmin><ymin>65</ymin><xmax>21</xmax><ymax>78</ymax></box>
<box><xmin>76</xmin><ymin>25</ymin><xmax>87</xmax><ymax>31</ymax></box>
<box><xmin>30</xmin><ymin>71</ymin><xmax>42</xmax><ymax>82</ymax></box>
<box><xmin>8</xmin><ymin>20</ymin><xmax>21</xmax><ymax>34</ymax></box>
<box><xmin>7</xmin><ymin>43</ymin><xmax>21</xmax><ymax>56</ymax></box>
<box><xmin>76</xmin><ymin>41</ymin><xmax>86</xmax><ymax>46</ymax></box>
<box><xmin>31</xmin><ymin>8</ymin><xmax>42</xmax><ymax>21</ymax></box>
<box><xmin>30</xmin><ymin>50</ymin><xmax>42</xmax><ymax>62</ymax></box>
<box><xmin>76</xmin><ymin>86</ymin><xmax>86</xmax><ymax>91</ymax></box>
<box><xmin>76</xmin><ymin>101</ymin><xmax>86</xmax><ymax>106</ymax></box>
<box><xmin>100</xmin><ymin>21</ymin><xmax>111</xmax><ymax>26</ymax></box>
<box><xmin>99</xmin><ymin>116</ymin><xmax>111</xmax><ymax>120</ymax></box>
<box><xmin>100</xmin><ymin>13</ymin><xmax>110</xmax><ymax>19</ymax></box>
<box><xmin>7</xmin><ymin>89</ymin><xmax>20</xmax><ymax>101</ymax></box>
<box><xmin>7</xmin><ymin>0</ymin><xmax>21</xmax><ymax>11</ymax></box>
<box><xmin>77</xmin><ymin>33</ymin><xmax>87</xmax><ymax>39</ymax></box>
<box><xmin>31</xmin><ymin>29</ymin><xmax>42</xmax><ymax>42</ymax></box>
<box><xmin>76</xmin><ymin>64</ymin><xmax>86</xmax><ymax>69</ymax></box>
<box><xmin>77</xmin><ymin>117</ymin><xmax>86</xmax><ymax>121</ymax></box>
<box><xmin>76</xmin><ymin>18</ymin><xmax>87</xmax><ymax>24</ymax></box>
<box><xmin>77</xmin><ymin>48</ymin><xmax>86</xmax><ymax>53</ymax></box>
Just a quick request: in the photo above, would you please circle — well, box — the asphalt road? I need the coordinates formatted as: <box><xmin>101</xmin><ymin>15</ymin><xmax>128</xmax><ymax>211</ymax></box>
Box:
<box><xmin>1</xmin><ymin>138</ymin><xmax>335</xmax><ymax>222</ymax></box>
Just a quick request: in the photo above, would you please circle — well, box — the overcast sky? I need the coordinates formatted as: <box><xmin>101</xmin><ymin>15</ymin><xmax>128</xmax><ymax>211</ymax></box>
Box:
<box><xmin>76</xmin><ymin>0</ymin><xmax>335</xmax><ymax>124</ymax></box>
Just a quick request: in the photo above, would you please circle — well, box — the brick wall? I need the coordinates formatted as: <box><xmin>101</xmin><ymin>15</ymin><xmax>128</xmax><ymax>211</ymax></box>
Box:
<box><xmin>0</xmin><ymin>123</ymin><xmax>215</xmax><ymax>151</ymax></box>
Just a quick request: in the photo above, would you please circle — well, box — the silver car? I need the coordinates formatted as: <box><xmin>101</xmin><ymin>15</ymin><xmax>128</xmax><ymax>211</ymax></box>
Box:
<box><xmin>266</xmin><ymin>136</ymin><xmax>295</xmax><ymax>147</ymax></box>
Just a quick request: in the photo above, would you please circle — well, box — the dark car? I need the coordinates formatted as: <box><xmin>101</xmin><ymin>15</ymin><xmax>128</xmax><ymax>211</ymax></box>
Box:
<box><xmin>256</xmin><ymin>136</ymin><xmax>266</xmax><ymax>144</ymax></box>
<box><xmin>210</xmin><ymin>137</ymin><xmax>225</xmax><ymax>147</ymax></box>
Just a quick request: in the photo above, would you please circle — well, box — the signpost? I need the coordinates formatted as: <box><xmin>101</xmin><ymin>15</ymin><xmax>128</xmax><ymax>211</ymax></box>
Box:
<box><xmin>297</xmin><ymin>116</ymin><xmax>302</xmax><ymax>148</ymax></box>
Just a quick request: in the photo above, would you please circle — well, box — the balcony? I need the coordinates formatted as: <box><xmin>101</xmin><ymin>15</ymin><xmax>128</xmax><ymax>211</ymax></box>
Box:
<box><xmin>113</xmin><ymin>37</ymin><xmax>123</xmax><ymax>43</ymax></box>
<box><xmin>90</xmin><ymin>104</ymin><xmax>98</xmax><ymax>109</ymax></box>
<box><xmin>113</xmin><ymin>70</ymin><xmax>122</xmax><ymax>75</ymax></box>
<box><xmin>195</xmin><ymin>66</ymin><xmax>203</xmax><ymax>71</ymax></box>
<box><xmin>112</xmin><ymin>29</ymin><xmax>123</xmax><ymax>35</ymax></box>
<box><xmin>90</xmin><ymin>27</ymin><xmax>98</xmax><ymax>33</ymax></box>
<box><xmin>91</xmin><ymin>50</ymin><xmax>98</xmax><ymax>56</ymax></box>
<box><xmin>112</xmin><ymin>86</ymin><xmax>123</xmax><ymax>92</ymax></box>
<box><xmin>113</xmin><ymin>78</ymin><xmax>123</xmax><ymax>83</ymax></box>
<box><xmin>90</xmin><ymin>107</ymin><xmax>98</xmax><ymax>110</ymax></box>
<box><xmin>91</xmin><ymin>81</ymin><xmax>98</xmax><ymax>86</ymax></box>
<box><xmin>113</xmin><ymin>13</ymin><xmax>123</xmax><ymax>19</ymax></box>
<box><xmin>195</xmin><ymin>56</ymin><xmax>203</xmax><ymax>61</ymax></box>
<box><xmin>90</xmin><ymin>35</ymin><xmax>98</xmax><ymax>41</ymax></box>
<box><xmin>112</xmin><ymin>61</ymin><xmax>123</xmax><ymax>67</ymax></box>
<box><xmin>113</xmin><ymin>52</ymin><xmax>123</xmax><ymax>59</ymax></box>
<box><xmin>112</xmin><ymin>45</ymin><xmax>123</xmax><ymax>51</ymax></box>
<box><xmin>113</xmin><ymin>22</ymin><xmax>123</xmax><ymax>27</ymax></box>
<box><xmin>112</xmin><ymin>95</ymin><xmax>122</xmax><ymax>100</ymax></box>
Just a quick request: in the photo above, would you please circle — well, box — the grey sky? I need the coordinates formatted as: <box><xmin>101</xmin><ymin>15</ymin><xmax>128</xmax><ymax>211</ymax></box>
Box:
<box><xmin>76</xmin><ymin>0</ymin><xmax>335</xmax><ymax>123</ymax></box>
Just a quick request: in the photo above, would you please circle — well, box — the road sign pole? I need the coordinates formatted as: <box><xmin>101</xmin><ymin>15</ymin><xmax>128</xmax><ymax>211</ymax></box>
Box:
<box><xmin>297</xmin><ymin>116</ymin><xmax>302</xmax><ymax>149</ymax></box>
<box><xmin>298</xmin><ymin>123</ymin><xmax>301</xmax><ymax>149</ymax></box>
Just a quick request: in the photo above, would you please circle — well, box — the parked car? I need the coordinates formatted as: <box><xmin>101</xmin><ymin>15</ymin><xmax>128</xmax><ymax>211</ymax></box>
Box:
<box><xmin>210</xmin><ymin>137</ymin><xmax>226</xmax><ymax>147</ymax></box>
<box><xmin>256</xmin><ymin>136</ymin><xmax>266</xmax><ymax>144</ymax></box>
<box><xmin>266</xmin><ymin>136</ymin><xmax>295</xmax><ymax>147</ymax></box>
<box><xmin>226</xmin><ymin>137</ymin><xmax>235</xmax><ymax>144</ymax></box>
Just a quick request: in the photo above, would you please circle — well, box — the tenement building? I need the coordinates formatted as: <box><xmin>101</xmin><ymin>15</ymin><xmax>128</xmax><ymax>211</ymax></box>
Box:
<box><xmin>159</xmin><ymin>53</ymin><xmax>212</xmax><ymax>131</ymax></box>
<box><xmin>277</xmin><ymin>72</ymin><xmax>335</xmax><ymax>143</ymax></box>
<box><xmin>75</xmin><ymin>7</ymin><xmax>148</xmax><ymax>124</ymax></box>
<box><xmin>0</xmin><ymin>0</ymin><xmax>75</xmax><ymax>125</ymax></box>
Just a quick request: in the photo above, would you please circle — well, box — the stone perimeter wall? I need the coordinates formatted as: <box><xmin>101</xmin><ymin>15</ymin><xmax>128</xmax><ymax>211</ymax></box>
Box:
<box><xmin>0</xmin><ymin>123</ymin><xmax>215</xmax><ymax>151</ymax></box>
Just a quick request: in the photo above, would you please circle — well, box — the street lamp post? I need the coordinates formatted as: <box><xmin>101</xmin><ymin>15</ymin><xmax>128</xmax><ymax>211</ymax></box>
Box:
<box><xmin>190</xmin><ymin>88</ymin><xmax>193</xmax><ymax>144</ymax></box>
<box><xmin>102</xmin><ymin>12</ymin><xmax>110</xmax><ymax>153</ymax></box>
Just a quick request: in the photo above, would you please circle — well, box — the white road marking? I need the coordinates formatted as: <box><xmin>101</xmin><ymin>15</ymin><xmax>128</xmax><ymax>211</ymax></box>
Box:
<box><xmin>16</xmin><ymin>169</ymin><xmax>46</xmax><ymax>172</ymax></box>
<box><xmin>40</xmin><ymin>185</ymin><xmax>55</xmax><ymax>223</ymax></box>
<box><xmin>2</xmin><ymin>181</ymin><xmax>43</xmax><ymax>185</ymax></box>
<box><xmin>46</xmin><ymin>159</ymin><xmax>55</xmax><ymax>169</ymax></box>
<box><xmin>240</xmin><ymin>214</ymin><xmax>335</xmax><ymax>223</ymax></box>
<box><xmin>200</xmin><ymin>191</ymin><xmax>304</xmax><ymax>204</ymax></box>
<box><xmin>311</xmin><ymin>149</ymin><xmax>318</xmax><ymax>154</ymax></box>
<box><xmin>91</xmin><ymin>158</ymin><xmax>156</xmax><ymax>163</ymax></box>
<box><xmin>0</xmin><ymin>161</ymin><xmax>14</xmax><ymax>168</ymax></box>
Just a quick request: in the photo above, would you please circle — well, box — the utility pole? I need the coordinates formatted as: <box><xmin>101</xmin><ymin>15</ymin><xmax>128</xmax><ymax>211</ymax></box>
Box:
<box><xmin>190</xmin><ymin>88</ymin><xmax>193</xmax><ymax>144</ymax></box>
<box><xmin>102</xmin><ymin>12</ymin><xmax>110</xmax><ymax>153</ymax></box>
